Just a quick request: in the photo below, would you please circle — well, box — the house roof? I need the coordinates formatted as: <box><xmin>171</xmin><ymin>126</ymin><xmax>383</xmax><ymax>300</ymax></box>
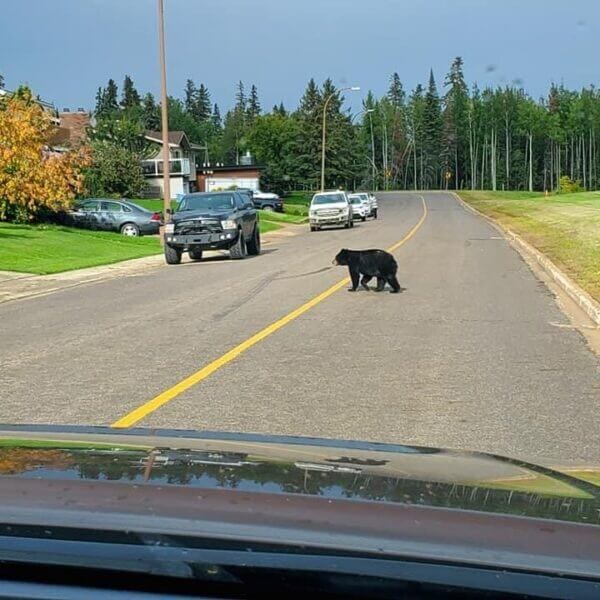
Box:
<box><xmin>145</xmin><ymin>130</ymin><xmax>189</xmax><ymax>148</ymax></box>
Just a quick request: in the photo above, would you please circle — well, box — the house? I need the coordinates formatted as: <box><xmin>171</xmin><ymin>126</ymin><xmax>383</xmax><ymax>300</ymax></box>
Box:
<box><xmin>0</xmin><ymin>87</ymin><xmax>60</xmax><ymax>126</ymax></box>
<box><xmin>196</xmin><ymin>154</ymin><xmax>263</xmax><ymax>192</ymax></box>
<box><xmin>143</xmin><ymin>130</ymin><xmax>205</xmax><ymax>199</ymax></box>
<box><xmin>49</xmin><ymin>108</ymin><xmax>92</xmax><ymax>151</ymax></box>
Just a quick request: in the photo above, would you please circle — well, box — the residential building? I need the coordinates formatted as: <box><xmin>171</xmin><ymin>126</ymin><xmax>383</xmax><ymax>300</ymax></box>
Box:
<box><xmin>196</xmin><ymin>156</ymin><xmax>263</xmax><ymax>192</ymax></box>
<box><xmin>143</xmin><ymin>130</ymin><xmax>205</xmax><ymax>199</ymax></box>
<box><xmin>50</xmin><ymin>108</ymin><xmax>92</xmax><ymax>151</ymax></box>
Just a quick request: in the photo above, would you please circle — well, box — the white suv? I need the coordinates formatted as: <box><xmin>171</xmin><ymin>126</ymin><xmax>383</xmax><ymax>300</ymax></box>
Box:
<box><xmin>356</xmin><ymin>192</ymin><xmax>378</xmax><ymax>219</ymax></box>
<box><xmin>309</xmin><ymin>191</ymin><xmax>353</xmax><ymax>231</ymax></box>
<box><xmin>348</xmin><ymin>194</ymin><xmax>369</xmax><ymax>222</ymax></box>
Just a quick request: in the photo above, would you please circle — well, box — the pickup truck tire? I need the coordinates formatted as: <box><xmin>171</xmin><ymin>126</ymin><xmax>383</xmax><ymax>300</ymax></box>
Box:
<box><xmin>361</xmin><ymin>215</ymin><xmax>366</xmax><ymax>222</ymax></box>
<box><xmin>229</xmin><ymin>230</ymin><xmax>247</xmax><ymax>259</ymax></box>
<box><xmin>310</xmin><ymin>226</ymin><xmax>317</xmax><ymax>232</ymax></box>
<box><xmin>164</xmin><ymin>243</ymin><xmax>182</xmax><ymax>265</ymax></box>
<box><xmin>262</xmin><ymin>205</ymin><xmax>274</xmax><ymax>212</ymax></box>
<box><xmin>246</xmin><ymin>225</ymin><xmax>261</xmax><ymax>256</ymax></box>
<box><xmin>373</xmin><ymin>209</ymin><xmax>378</xmax><ymax>219</ymax></box>
<box><xmin>188</xmin><ymin>247</ymin><xmax>203</xmax><ymax>261</ymax></box>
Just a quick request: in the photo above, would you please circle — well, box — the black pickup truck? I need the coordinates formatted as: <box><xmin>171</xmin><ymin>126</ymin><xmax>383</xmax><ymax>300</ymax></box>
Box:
<box><xmin>163</xmin><ymin>191</ymin><xmax>261</xmax><ymax>264</ymax></box>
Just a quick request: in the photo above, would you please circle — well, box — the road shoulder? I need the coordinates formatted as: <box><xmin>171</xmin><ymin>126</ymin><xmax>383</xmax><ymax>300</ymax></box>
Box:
<box><xmin>453</xmin><ymin>192</ymin><xmax>600</xmax><ymax>354</ymax></box>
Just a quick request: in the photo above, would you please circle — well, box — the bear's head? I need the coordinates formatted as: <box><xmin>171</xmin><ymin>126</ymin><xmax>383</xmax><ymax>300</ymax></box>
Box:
<box><xmin>333</xmin><ymin>248</ymin><xmax>350</xmax><ymax>266</ymax></box>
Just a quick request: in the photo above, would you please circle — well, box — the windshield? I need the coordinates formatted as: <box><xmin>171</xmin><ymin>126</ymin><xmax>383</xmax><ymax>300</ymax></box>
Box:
<box><xmin>178</xmin><ymin>194</ymin><xmax>235</xmax><ymax>212</ymax></box>
<box><xmin>312</xmin><ymin>193</ymin><xmax>346</xmax><ymax>205</ymax></box>
<box><xmin>2</xmin><ymin>0</ymin><xmax>600</xmax><ymax>555</ymax></box>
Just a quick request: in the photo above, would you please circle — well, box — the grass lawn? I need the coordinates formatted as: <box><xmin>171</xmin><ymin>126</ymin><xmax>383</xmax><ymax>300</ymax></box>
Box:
<box><xmin>258</xmin><ymin>210</ymin><xmax>307</xmax><ymax>224</ymax></box>
<box><xmin>0</xmin><ymin>223</ymin><xmax>162</xmax><ymax>275</ymax></box>
<box><xmin>131</xmin><ymin>199</ymin><xmax>165</xmax><ymax>213</ymax></box>
<box><xmin>258</xmin><ymin>220</ymin><xmax>281</xmax><ymax>234</ymax></box>
<box><xmin>132</xmin><ymin>198</ymin><xmax>306</xmax><ymax>223</ymax></box>
<box><xmin>459</xmin><ymin>190</ymin><xmax>600</xmax><ymax>302</ymax></box>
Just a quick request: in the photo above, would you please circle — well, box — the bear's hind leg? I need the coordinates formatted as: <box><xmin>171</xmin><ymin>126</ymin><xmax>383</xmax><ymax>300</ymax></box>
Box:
<box><xmin>388</xmin><ymin>275</ymin><xmax>401</xmax><ymax>293</ymax></box>
<box><xmin>360</xmin><ymin>275</ymin><xmax>372</xmax><ymax>291</ymax></box>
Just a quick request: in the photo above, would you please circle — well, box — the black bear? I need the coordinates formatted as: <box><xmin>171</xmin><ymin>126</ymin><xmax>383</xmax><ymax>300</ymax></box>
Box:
<box><xmin>333</xmin><ymin>248</ymin><xmax>401</xmax><ymax>293</ymax></box>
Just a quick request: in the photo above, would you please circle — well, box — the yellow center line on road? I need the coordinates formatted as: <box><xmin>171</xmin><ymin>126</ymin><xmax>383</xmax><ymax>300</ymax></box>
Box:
<box><xmin>111</xmin><ymin>195</ymin><xmax>428</xmax><ymax>429</ymax></box>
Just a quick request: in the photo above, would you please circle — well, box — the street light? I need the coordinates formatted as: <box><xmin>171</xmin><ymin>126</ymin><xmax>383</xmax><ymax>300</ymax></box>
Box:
<box><xmin>350</xmin><ymin>108</ymin><xmax>374</xmax><ymax>124</ymax></box>
<box><xmin>157</xmin><ymin>0</ymin><xmax>171</xmax><ymax>232</ymax></box>
<box><xmin>321</xmin><ymin>86</ymin><xmax>360</xmax><ymax>192</ymax></box>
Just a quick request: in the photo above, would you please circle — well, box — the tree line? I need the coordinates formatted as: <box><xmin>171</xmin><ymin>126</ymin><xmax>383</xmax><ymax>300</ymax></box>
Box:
<box><xmin>93</xmin><ymin>60</ymin><xmax>600</xmax><ymax>194</ymax></box>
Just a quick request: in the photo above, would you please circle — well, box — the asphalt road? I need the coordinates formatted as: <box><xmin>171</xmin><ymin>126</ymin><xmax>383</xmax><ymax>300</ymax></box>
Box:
<box><xmin>1</xmin><ymin>193</ymin><xmax>598</xmax><ymax>461</ymax></box>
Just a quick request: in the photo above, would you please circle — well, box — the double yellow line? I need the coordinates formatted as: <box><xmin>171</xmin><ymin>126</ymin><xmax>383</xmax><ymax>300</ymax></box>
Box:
<box><xmin>112</xmin><ymin>195</ymin><xmax>428</xmax><ymax>428</ymax></box>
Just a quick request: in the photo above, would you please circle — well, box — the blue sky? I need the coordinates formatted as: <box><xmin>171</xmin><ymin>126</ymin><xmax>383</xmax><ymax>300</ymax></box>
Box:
<box><xmin>1</xmin><ymin>0</ymin><xmax>598</xmax><ymax>113</ymax></box>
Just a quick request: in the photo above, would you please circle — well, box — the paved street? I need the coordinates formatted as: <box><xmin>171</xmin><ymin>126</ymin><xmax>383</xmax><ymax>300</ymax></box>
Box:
<box><xmin>1</xmin><ymin>193</ymin><xmax>598</xmax><ymax>461</ymax></box>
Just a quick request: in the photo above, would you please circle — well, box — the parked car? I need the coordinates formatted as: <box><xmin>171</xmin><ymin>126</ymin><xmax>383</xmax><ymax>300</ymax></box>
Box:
<box><xmin>348</xmin><ymin>194</ymin><xmax>369</xmax><ymax>221</ymax></box>
<box><xmin>163</xmin><ymin>191</ymin><xmax>260</xmax><ymax>264</ymax></box>
<box><xmin>356</xmin><ymin>192</ymin><xmax>378</xmax><ymax>219</ymax></box>
<box><xmin>253</xmin><ymin>189</ymin><xmax>284</xmax><ymax>212</ymax></box>
<box><xmin>309</xmin><ymin>191</ymin><xmax>353</xmax><ymax>231</ymax></box>
<box><xmin>69</xmin><ymin>199</ymin><xmax>161</xmax><ymax>236</ymax></box>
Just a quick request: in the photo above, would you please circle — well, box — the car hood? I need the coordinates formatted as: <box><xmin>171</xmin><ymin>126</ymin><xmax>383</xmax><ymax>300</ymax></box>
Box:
<box><xmin>173</xmin><ymin>210</ymin><xmax>229</xmax><ymax>221</ymax></box>
<box><xmin>0</xmin><ymin>425</ymin><xmax>598</xmax><ymax>526</ymax></box>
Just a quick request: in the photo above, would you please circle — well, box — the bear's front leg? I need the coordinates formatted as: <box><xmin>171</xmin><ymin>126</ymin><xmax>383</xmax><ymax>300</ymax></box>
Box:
<box><xmin>348</xmin><ymin>268</ymin><xmax>360</xmax><ymax>291</ymax></box>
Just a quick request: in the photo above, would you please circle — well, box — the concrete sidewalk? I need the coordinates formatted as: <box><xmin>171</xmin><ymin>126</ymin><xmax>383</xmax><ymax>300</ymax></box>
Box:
<box><xmin>0</xmin><ymin>225</ymin><xmax>300</xmax><ymax>304</ymax></box>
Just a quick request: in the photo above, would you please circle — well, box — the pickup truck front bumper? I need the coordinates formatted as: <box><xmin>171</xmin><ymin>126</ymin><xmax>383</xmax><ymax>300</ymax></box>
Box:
<box><xmin>165</xmin><ymin>229</ymin><xmax>238</xmax><ymax>248</ymax></box>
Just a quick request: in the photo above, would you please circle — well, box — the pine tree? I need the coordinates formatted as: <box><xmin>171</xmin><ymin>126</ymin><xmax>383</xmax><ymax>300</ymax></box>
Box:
<box><xmin>94</xmin><ymin>87</ymin><xmax>105</xmax><ymax>116</ymax></box>
<box><xmin>104</xmin><ymin>79</ymin><xmax>119</xmax><ymax>113</ymax></box>
<box><xmin>184</xmin><ymin>79</ymin><xmax>197</xmax><ymax>114</ymax></box>
<box><xmin>387</xmin><ymin>72</ymin><xmax>405</xmax><ymax>108</ymax></box>
<box><xmin>121</xmin><ymin>75</ymin><xmax>141</xmax><ymax>108</ymax></box>
<box><xmin>0</xmin><ymin>73</ymin><xmax>4</xmax><ymax>89</ymax></box>
<box><xmin>196</xmin><ymin>84</ymin><xmax>212</xmax><ymax>122</ymax></box>
<box><xmin>247</xmin><ymin>84</ymin><xmax>261</xmax><ymax>121</ymax></box>
<box><xmin>423</xmin><ymin>70</ymin><xmax>443</xmax><ymax>188</ymax></box>
<box><xmin>235</xmin><ymin>81</ymin><xmax>247</xmax><ymax>113</ymax></box>
<box><xmin>212</xmin><ymin>103</ymin><xmax>222</xmax><ymax>129</ymax></box>
<box><xmin>142</xmin><ymin>93</ymin><xmax>160</xmax><ymax>130</ymax></box>
<box><xmin>442</xmin><ymin>57</ymin><xmax>469</xmax><ymax>188</ymax></box>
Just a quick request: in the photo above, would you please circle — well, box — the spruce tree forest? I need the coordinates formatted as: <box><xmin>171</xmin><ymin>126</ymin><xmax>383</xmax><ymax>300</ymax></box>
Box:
<box><xmin>93</xmin><ymin>57</ymin><xmax>600</xmax><ymax>194</ymax></box>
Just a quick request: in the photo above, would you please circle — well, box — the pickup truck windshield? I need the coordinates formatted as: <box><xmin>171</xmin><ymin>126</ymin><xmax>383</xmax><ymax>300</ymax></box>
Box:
<box><xmin>178</xmin><ymin>194</ymin><xmax>235</xmax><ymax>212</ymax></box>
<box><xmin>312</xmin><ymin>194</ymin><xmax>346</xmax><ymax>205</ymax></box>
<box><xmin>349</xmin><ymin>197</ymin><xmax>362</xmax><ymax>204</ymax></box>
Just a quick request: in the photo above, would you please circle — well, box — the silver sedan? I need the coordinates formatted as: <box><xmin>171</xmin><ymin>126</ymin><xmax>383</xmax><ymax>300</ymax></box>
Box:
<box><xmin>69</xmin><ymin>199</ymin><xmax>162</xmax><ymax>236</ymax></box>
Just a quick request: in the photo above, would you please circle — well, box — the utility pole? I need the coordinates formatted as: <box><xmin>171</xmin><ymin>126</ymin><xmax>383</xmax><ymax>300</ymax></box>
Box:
<box><xmin>320</xmin><ymin>86</ymin><xmax>360</xmax><ymax>192</ymax></box>
<box><xmin>158</xmin><ymin>0</ymin><xmax>171</xmax><ymax>232</ymax></box>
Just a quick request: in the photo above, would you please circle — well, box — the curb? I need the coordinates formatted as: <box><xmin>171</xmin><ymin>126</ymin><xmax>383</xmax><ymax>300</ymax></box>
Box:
<box><xmin>452</xmin><ymin>192</ymin><xmax>600</xmax><ymax>326</ymax></box>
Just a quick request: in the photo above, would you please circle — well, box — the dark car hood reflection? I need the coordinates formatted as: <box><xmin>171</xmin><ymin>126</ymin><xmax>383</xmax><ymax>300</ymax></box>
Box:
<box><xmin>0</xmin><ymin>425</ymin><xmax>598</xmax><ymax>525</ymax></box>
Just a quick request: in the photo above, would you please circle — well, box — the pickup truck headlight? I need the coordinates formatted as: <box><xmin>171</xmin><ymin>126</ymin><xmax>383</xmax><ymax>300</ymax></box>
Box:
<box><xmin>221</xmin><ymin>219</ymin><xmax>237</xmax><ymax>229</ymax></box>
<box><xmin>165</xmin><ymin>223</ymin><xmax>175</xmax><ymax>233</ymax></box>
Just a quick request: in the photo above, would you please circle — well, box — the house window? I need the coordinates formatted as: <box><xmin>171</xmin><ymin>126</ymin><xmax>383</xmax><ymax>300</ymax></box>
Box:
<box><xmin>173</xmin><ymin>150</ymin><xmax>180</xmax><ymax>159</ymax></box>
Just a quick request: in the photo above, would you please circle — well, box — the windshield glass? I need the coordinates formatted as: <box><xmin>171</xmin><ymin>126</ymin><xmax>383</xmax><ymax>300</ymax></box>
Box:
<box><xmin>312</xmin><ymin>194</ymin><xmax>346</xmax><ymax>205</ymax></box>
<box><xmin>178</xmin><ymin>194</ymin><xmax>235</xmax><ymax>212</ymax></box>
<box><xmin>2</xmin><ymin>0</ymin><xmax>600</xmax><ymax>549</ymax></box>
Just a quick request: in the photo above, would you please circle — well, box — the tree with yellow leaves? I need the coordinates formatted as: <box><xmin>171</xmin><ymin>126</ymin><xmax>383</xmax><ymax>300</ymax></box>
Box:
<box><xmin>0</xmin><ymin>86</ymin><xmax>90</xmax><ymax>221</ymax></box>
